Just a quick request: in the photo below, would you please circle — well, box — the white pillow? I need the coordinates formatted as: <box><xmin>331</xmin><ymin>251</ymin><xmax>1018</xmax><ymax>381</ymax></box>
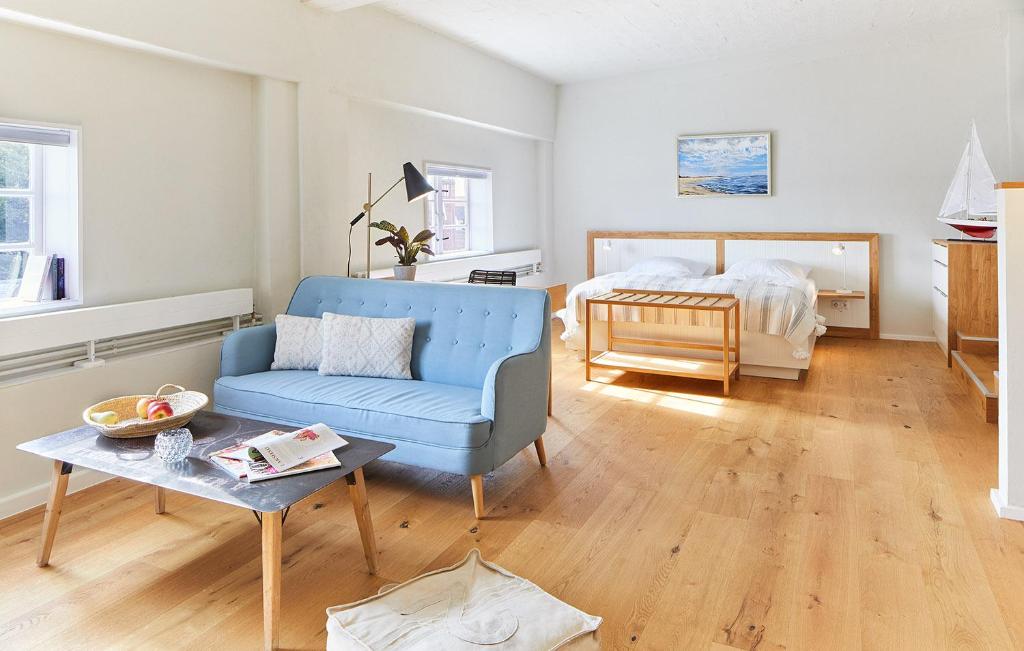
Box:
<box><xmin>722</xmin><ymin>258</ymin><xmax>811</xmax><ymax>281</ymax></box>
<box><xmin>627</xmin><ymin>256</ymin><xmax>709</xmax><ymax>277</ymax></box>
<box><xmin>271</xmin><ymin>314</ymin><xmax>323</xmax><ymax>371</ymax></box>
<box><xmin>319</xmin><ymin>313</ymin><xmax>415</xmax><ymax>380</ymax></box>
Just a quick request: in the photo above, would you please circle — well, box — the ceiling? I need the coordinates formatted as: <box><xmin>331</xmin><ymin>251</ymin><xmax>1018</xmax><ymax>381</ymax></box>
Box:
<box><xmin>304</xmin><ymin>0</ymin><xmax>1011</xmax><ymax>83</ymax></box>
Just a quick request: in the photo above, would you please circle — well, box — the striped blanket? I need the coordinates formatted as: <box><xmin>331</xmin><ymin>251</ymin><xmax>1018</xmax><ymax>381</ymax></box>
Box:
<box><xmin>561</xmin><ymin>273</ymin><xmax>825</xmax><ymax>358</ymax></box>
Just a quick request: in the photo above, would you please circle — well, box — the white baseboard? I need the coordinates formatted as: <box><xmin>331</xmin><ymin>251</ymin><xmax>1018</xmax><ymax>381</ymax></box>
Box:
<box><xmin>990</xmin><ymin>488</ymin><xmax>1024</xmax><ymax>521</ymax></box>
<box><xmin>880</xmin><ymin>333</ymin><xmax>938</xmax><ymax>342</ymax></box>
<box><xmin>0</xmin><ymin>468</ymin><xmax>112</xmax><ymax>521</ymax></box>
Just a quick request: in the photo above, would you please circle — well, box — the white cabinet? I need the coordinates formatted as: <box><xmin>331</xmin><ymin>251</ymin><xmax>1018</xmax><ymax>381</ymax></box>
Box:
<box><xmin>932</xmin><ymin>242</ymin><xmax>949</xmax><ymax>356</ymax></box>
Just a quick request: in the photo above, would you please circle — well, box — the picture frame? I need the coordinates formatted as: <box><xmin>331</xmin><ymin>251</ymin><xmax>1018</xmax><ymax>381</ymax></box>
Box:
<box><xmin>676</xmin><ymin>132</ymin><xmax>772</xmax><ymax>197</ymax></box>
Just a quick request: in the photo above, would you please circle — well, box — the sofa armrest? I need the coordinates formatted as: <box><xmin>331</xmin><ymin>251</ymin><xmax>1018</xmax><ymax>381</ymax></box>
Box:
<box><xmin>219</xmin><ymin>324</ymin><xmax>277</xmax><ymax>378</ymax></box>
<box><xmin>481</xmin><ymin>313</ymin><xmax>551</xmax><ymax>466</ymax></box>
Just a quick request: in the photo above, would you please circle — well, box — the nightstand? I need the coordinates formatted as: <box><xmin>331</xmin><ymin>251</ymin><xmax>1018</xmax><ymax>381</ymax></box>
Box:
<box><xmin>517</xmin><ymin>277</ymin><xmax>567</xmax><ymax>312</ymax></box>
<box><xmin>817</xmin><ymin>289</ymin><xmax>865</xmax><ymax>300</ymax></box>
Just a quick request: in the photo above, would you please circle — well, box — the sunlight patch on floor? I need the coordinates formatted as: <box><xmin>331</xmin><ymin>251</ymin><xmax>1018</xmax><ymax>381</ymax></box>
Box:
<box><xmin>580</xmin><ymin>378</ymin><xmax>725</xmax><ymax>417</ymax></box>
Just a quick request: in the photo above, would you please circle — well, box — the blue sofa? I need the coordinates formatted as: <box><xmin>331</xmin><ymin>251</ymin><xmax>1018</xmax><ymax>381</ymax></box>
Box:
<box><xmin>214</xmin><ymin>276</ymin><xmax>551</xmax><ymax>517</ymax></box>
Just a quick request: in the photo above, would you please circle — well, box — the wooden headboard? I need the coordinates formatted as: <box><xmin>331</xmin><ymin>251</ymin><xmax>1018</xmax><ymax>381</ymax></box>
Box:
<box><xmin>586</xmin><ymin>231</ymin><xmax>880</xmax><ymax>339</ymax></box>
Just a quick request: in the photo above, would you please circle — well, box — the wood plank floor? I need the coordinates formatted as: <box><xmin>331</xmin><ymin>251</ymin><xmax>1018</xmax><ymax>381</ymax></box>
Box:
<box><xmin>3</xmin><ymin>330</ymin><xmax>1024</xmax><ymax>649</ymax></box>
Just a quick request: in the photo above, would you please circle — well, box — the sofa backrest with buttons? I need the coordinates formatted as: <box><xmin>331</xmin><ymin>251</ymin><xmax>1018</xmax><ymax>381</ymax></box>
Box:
<box><xmin>285</xmin><ymin>276</ymin><xmax>549</xmax><ymax>389</ymax></box>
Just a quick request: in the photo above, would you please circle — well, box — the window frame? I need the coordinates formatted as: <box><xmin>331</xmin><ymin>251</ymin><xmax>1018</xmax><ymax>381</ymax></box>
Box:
<box><xmin>0</xmin><ymin>117</ymin><xmax>82</xmax><ymax>317</ymax></box>
<box><xmin>422</xmin><ymin>161</ymin><xmax>493</xmax><ymax>260</ymax></box>
<box><xmin>0</xmin><ymin>142</ymin><xmax>44</xmax><ymax>256</ymax></box>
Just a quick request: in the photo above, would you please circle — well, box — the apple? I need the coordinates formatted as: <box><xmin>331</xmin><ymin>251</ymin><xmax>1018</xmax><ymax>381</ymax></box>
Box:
<box><xmin>90</xmin><ymin>410</ymin><xmax>118</xmax><ymax>425</ymax></box>
<box><xmin>147</xmin><ymin>400</ymin><xmax>173</xmax><ymax>420</ymax></box>
<box><xmin>136</xmin><ymin>397</ymin><xmax>156</xmax><ymax>420</ymax></box>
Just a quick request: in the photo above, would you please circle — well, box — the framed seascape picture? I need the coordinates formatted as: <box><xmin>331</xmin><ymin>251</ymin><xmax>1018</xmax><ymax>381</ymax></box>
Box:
<box><xmin>677</xmin><ymin>132</ymin><xmax>772</xmax><ymax>197</ymax></box>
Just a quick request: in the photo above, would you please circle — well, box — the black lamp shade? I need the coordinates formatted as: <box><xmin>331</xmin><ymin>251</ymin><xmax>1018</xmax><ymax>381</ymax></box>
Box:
<box><xmin>403</xmin><ymin>162</ymin><xmax>434</xmax><ymax>202</ymax></box>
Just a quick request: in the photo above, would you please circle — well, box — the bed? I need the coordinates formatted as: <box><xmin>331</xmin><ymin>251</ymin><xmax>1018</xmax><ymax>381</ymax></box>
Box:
<box><xmin>559</xmin><ymin>231</ymin><xmax>880</xmax><ymax>380</ymax></box>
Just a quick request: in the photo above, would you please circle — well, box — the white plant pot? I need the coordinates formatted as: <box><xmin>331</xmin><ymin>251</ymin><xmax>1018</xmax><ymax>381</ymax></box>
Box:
<box><xmin>393</xmin><ymin>265</ymin><xmax>416</xmax><ymax>281</ymax></box>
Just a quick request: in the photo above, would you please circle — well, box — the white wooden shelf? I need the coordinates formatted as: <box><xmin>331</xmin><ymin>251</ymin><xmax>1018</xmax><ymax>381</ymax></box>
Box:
<box><xmin>589</xmin><ymin>350</ymin><xmax>739</xmax><ymax>380</ymax></box>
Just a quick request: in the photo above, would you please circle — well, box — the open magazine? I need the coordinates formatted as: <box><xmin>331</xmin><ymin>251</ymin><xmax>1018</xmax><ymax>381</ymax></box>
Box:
<box><xmin>209</xmin><ymin>423</ymin><xmax>348</xmax><ymax>482</ymax></box>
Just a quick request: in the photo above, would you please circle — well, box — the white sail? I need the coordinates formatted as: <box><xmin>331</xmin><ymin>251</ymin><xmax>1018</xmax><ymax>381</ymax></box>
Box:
<box><xmin>938</xmin><ymin>121</ymin><xmax>997</xmax><ymax>218</ymax></box>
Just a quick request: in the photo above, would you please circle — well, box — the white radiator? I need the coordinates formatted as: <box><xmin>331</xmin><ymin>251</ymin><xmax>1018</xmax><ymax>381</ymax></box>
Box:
<box><xmin>0</xmin><ymin>288</ymin><xmax>255</xmax><ymax>383</ymax></box>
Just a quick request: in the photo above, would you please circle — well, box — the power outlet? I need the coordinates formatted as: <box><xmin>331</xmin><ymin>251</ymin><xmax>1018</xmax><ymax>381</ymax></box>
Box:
<box><xmin>830</xmin><ymin>299</ymin><xmax>849</xmax><ymax>312</ymax></box>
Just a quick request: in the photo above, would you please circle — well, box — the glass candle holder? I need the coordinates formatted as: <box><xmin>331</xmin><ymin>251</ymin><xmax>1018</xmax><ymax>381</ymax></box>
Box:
<box><xmin>155</xmin><ymin>428</ymin><xmax>193</xmax><ymax>464</ymax></box>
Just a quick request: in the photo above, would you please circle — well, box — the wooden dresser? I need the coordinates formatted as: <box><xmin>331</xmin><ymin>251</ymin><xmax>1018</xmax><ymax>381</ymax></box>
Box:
<box><xmin>932</xmin><ymin>239</ymin><xmax>998</xmax><ymax>422</ymax></box>
<box><xmin>932</xmin><ymin>239</ymin><xmax>998</xmax><ymax>363</ymax></box>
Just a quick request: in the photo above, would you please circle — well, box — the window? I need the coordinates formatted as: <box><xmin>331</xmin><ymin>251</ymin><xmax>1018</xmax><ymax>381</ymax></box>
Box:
<box><xmin>0</xmin><ymin>140</ymin><xmax>38</xmax><ymax>298</ymax></box>
<box><xmin>424</xmin><ymin>163</ymin><xmax>493</xmax><ymax>258</ymax></box>
<box><xmin>0</xmin><ymin>121</ymin><xmax>80</xmax><ymax>316</ymax></box>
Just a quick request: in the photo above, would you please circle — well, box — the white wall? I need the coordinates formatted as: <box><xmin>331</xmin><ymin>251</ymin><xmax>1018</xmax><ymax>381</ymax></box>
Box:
<box><xmin>553</xmin><ymin>23</ymin><xmax>1012</xmax><ymax>337</ymax></box>
<box><xmin>253</xmin><ymin>77</ymin><xmax>301</xmax><ymax>317</ymax></box>
<box><xmin>0</xmin><ymin>20</ymin><xmax>255</xmax><ymax>306</ymax></box>
<box><xmin>1010</xmin><ymin>12</ymin><xmax>1024</xmax><ymax>180</ymax></box>
<box><xmin>345</xmin><ymin>101</ymin><xmax>543</xmax><ymax>272</ymax></box>
<box><xmin>0</xmin><ymin>21</ymin><xmax>258</xmax><ymax>516</ymax></box>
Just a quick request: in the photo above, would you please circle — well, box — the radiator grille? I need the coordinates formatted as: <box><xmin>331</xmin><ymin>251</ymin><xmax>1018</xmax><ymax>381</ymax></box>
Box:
<box><xmin>0</xmin><ymin>314</ymin><xmax>261</xmax><ymax>384</ymax></box>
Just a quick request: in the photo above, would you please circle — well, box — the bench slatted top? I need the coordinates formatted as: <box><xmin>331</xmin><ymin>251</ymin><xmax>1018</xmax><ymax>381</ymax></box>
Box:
<box><xmin>587</xmin><ymin>290</ymin><xmax>738</xmax><ymax>311</ymax></box>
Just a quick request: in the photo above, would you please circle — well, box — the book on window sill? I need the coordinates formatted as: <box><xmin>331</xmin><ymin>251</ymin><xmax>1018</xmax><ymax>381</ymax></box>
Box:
<box><xmin>17</xmin><ymin>254</ymin><xmax>53</xmax><ymax>302</ymax></box>
<box><xmin>208</xmin><ymin>423</ymin><xmax>347</xmax><ymax>481</ymax></box>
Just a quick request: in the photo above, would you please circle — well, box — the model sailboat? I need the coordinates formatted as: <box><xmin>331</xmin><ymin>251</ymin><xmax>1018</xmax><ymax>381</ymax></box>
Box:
<box><xmin>937</xmin><ymin>121</ymin><xmax>997</xmax><ymax>239</ymax></box>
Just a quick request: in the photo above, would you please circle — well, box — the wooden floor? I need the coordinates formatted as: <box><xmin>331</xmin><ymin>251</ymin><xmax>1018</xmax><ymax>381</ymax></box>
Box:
<box><xmin>3</xmin><ymin>331</ymin><xmax>1024</xmax><ymax>650</ymax></box>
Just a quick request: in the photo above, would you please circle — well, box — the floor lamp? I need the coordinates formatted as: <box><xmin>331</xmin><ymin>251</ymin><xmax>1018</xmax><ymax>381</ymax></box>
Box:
<box><xmin>347</xmin><ymin>162</ymin><xmax>434</xmax><ymax>278</ymax></box>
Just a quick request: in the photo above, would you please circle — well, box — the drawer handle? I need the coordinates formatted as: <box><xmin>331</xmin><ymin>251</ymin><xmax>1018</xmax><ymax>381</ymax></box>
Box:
<box><xmin>933</xmin><ymin>260</ymin><xmax>948</xmax><ymax>267</ymax></box>
<box><xmin>934</xmin><ymin>286</ymin><xmax>947</xmax><ymax>298</ymax></box>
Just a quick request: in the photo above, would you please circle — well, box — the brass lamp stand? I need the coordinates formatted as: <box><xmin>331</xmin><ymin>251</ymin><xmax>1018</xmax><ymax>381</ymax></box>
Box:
<box><xmin>347</xmin><ymin>162</ymin><xmax>435</xmax><ymax>278</ymax></box>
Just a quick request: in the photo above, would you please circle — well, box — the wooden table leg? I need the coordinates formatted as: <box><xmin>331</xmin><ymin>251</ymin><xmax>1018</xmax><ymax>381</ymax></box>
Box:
<box><xmin>585</xmin><ymin>299</ymin><xmax>592</xmax><ymax>381</ymax></box>
<box><xmin>722</xmin><ymin>308</ymin><xmax>731</xmax><ymax>396</ymax></box>
<box><xmin>37</xmin><ymin>460</ymin><xmax>72</xmax><ymax>567</ymax></box>
<box><xmin>154</xmin><ymin>487</ymin><xmax>166</xmax><ymax>514</ymax></box>
<box><xmin>346</xmin><ymin>468</ymin><xmax>379</xmax><ymax>575</ymax></box>
<box><xmin>261</xmin><ymin>510</ymin><xmax>282</xmax><ymax>651</ymax></box>
<box><xmin>734</xmin><ymin>303</ymin><xmax>741</xmax><ymax>379</ymax></box>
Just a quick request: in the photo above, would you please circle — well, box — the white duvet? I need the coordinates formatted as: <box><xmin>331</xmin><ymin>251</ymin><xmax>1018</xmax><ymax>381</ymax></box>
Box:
<box><xmin>560</xmin><ymin>272</ymin><xmax>826</xmax><ymax>359</ymax></box>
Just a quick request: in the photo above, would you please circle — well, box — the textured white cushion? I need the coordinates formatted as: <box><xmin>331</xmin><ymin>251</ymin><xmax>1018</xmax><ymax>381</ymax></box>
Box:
<box><xmin>319</xmin><ymin>312</ymin><xmax>415</xmax><ymax>380</ymax></box>
<box><xmin>270</xmin><ymin>314</ymin><xmax>323</xmax><ymax>371</ymax></box>
<box><xmin>326</xmin><ymin>549</ymin><xmax>602</xmax><ymax>650</ymax></box>
<box><xmin>722</xmin><ymin>258</ymin><xmax>811</xmax><ymax>281</ymax></box>
<box><xmin>627</xmin><ymin>256</ymin><xmax>709</xmax><ymax>277</ymax></box>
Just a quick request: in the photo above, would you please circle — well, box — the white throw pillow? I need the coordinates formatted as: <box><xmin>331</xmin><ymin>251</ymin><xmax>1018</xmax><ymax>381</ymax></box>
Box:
<box><xmin>627</xmin><ymin>256</ymin><xmax>709</xmax><ymax>277</ymax></box>
<box><xmin>319</xmin><ymin>312</ymin><xmax>415</xmax><ymax>380</ymax></box>
<box><xmin>270</xmin><ymin>314</ymin><xmax>323</xmax><ymax>371</ymax></box>
<box><xmin>722</xmin><ymin>258</ymin><xmax>811</xmax><ymax>281</ymax></box>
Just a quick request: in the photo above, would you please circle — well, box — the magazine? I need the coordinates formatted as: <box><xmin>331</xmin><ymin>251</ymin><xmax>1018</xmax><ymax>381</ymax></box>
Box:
<box><xmin>217</xmin><ymin>423</ymin><xmax>347</xmax><ymax>471</ymax></box>
<box><xmin>244</xmin><ymin>451</ymin><xmax>341</xmax><ymax>482</ymax></box>
<box><xmin>208</xmin><ymin>423</ymin><xmax>348</xmax><ymax>482</ymax></box>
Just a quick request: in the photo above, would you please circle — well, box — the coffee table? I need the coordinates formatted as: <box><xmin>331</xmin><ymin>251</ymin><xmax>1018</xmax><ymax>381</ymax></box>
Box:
<box><xmin>16</xmin><ymin>411</ymin><xmax>395</xmax><ymax>651</ymax></box>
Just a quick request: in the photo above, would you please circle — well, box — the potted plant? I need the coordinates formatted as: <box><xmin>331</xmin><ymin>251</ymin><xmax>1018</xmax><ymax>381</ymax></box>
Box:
<box><xmin>369</xmin><ymin>220</ymin><xmax>435</xmax><ymax>281</ymax></box>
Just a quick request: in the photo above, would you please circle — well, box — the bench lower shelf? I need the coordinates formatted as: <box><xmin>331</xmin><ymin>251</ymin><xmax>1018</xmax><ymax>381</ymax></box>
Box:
<box><xmin>589</xmin><ymin>350</ymin><xmax>739</xmax><ymax>382</ymax></box>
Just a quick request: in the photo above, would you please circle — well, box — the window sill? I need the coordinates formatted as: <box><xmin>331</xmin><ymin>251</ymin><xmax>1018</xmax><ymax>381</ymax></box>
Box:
<box><xmin>423</xmin><ymin>250</ymin><xmax>494</xmax><ymax>264</ymax></box>
<box><xmin>0</xmin><ymin>298</ymin><xmax>83</xmax><ymax>320</ymax></box>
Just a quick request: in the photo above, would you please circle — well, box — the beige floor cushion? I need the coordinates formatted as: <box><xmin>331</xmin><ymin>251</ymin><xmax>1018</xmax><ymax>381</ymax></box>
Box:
<box><xmin>326</xmin><ymin>549</ymin><xmax>602</xmax><ymax>650</ymax></box>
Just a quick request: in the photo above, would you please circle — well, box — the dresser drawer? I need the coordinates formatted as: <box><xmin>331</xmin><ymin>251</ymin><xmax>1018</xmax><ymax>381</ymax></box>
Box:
<box><xmin>933</xmin><ymin>285</ymin><xmax>949</xmax><ymax>353</ymax></box>
<box><xmin>932</xmin><ymin>259</ymin><xmax>949</xmax><ymax>294</ymax></box>
<box><xmin>932</xmin><ymin>242</ymin><xmax>949</xmax><ymax>265</ymax></box>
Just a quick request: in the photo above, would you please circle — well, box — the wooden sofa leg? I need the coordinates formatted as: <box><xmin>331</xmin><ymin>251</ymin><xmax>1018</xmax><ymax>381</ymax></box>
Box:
<box><xmin>470</xmin><ymin>475</ymin><xmax>485</xmax><ymax>519</ymax></box>
<box><xmin>534</xmin><ymin>436</ymin><xmax>548</xmax><ymax>467</ymax></box>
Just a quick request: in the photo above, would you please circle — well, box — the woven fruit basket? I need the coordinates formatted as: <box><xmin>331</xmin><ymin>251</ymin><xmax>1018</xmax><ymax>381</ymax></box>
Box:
<box><xmin>82</xmin><ymin>384</ymin><xmax>209</xmax><ymax>439</ymax></box>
